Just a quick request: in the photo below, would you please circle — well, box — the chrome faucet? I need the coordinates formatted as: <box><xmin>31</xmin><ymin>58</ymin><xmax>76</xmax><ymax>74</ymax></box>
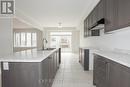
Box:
<box><xmin>42</xmin><ymin>38</ymin><xmax>48</xmax><ymax>50</ymax></box>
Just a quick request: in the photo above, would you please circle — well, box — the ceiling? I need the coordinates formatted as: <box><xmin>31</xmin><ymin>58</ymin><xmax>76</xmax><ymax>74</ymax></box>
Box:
<box><xmin>13</xmin><ymin>18</ymin><xmax>34</xmax><ymax>29</ymax></box>
<box><xmin>16</xmin><ymin>0</ymin><xmax>94</xmax><ymax>27</ymax></box>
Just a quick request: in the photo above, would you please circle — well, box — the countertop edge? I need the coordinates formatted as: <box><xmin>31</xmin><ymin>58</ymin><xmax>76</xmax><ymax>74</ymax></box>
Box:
<box><xmin>93</xmin><ymin>51</ymin><xmax>130</xmax><ymax>68</ymax></box>
<box><xmin>0</xmin><ymin>48</ymin><xmax>60</xmax><ymax>63</ymax></box>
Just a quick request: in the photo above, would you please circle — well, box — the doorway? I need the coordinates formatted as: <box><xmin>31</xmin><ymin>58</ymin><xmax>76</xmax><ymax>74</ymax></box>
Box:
<box><xmin>50</xmin><ymin>32</ymin><xmax>72</xmax><ymax>52</ymax></box>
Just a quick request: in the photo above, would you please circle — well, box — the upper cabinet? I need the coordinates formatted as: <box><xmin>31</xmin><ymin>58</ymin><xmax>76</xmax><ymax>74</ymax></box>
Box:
<box><xmin>117</xmin><ymin>0</ymin><xmax>130</xmax><ymax>29</ymax></box>
<box><xmin>105</xmin><ymin>0</ymin><xmax>130</xmax><ymax>32</ymax></box>
<box><xmin>97</xmin><ymin>0</ymin><xmax>104</xmax><ymax>21</ymax></box>
<box><xmin>104</xmin><ymin>0</ymin><xmax>118</xmax><ymax>32</ymax></box>
<box><xmin>84</xmin><ymin>19</ymin><xmax>87</xmax><ymax>37</ymax></box>
<box><xmin>91</xmin><ymin>7</ymin><xmax>98</xmax><ymax>27</ymax></box>
<box><xmin>84</xmin><ymin>0</ymin><xmax>104</xmax><ymax>37</ymax></box>
<box><xmin>84</xmin><ymin>0</ymin><xmax>130</xmax><ymax>34</ymax></box>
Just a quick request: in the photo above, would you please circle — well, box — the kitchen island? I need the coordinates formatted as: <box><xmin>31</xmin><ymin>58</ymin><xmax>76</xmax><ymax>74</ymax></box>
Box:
<box><xmin>0</xmin><ymin>48</ymin><xmax>61</xmax><ymax>87</ymax></box>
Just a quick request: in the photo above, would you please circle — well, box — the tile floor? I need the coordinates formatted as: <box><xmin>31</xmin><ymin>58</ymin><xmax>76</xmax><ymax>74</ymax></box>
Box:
<box><xmin>52</xmin><ymin>53</ymin><xmax>96</xmax><ymax>87</ymax></box>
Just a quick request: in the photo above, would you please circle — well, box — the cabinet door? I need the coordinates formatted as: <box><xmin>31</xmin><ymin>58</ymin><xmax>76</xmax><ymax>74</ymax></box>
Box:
<box><xmin>41</xmin><ymin>58</ymin><xmax>49</xmax><ymax>87</ymax></box>
<box><xmin>86</xmin><ymin>19</ymin><xmax>89</xmax><ymax>37</ymax></box>
<box><xmin>84</xmin><ymin>19</ymin><xmax>87</xmax><ymax>37</ymax></box>
<box><xmin>88</xmin><ymin>14</ymin><xmax>92</xmax><ymax>29</ymax></box>
<box><xmin>91</xmin><ymin>7</ymin><xmax>98</xmax><ymax>26</ymax></box>
<box><xmin>105</xmin><ymin>0</ymin><xmax>118</xmax><ymax>32</ymax></box>
<box><xmin>48</xmin><ymin>56</ymin><xmax>54</xmax><ymax>87</ymax></box>
<box><xmin>108</xmin><ymin>60</ymin><xmax>130</xmax><ymax>87</ymax></box>
<box><xmin>108</xmin><ymin>61</ymin><xmax>120</xmax><ymax>87</ymax></box>
<box><xmin>119</xmin><ymin>65</ymin><xmax>130</xmax><ymax>87</ymax></box>
<box><xmin>93</xmin><ymin>55</ymin><xmax>108</xmax><ymax>87</ymax></box>
<box><xmin>84</xmin><ymin>49</ymin><xmax>89</xmax><ymax>70</ymax></box>
<box><xmin>118</xmin><ymin>0</ymin><xmax>130</xmax><ymax>29</ymax></box>
<box><xmin>97</xmin><ymin>0</ymin><xmax>104</xmax><ymax>20</ymax></box>
<box><xmin>2</xmin><ymin>62</ymin><xmax>41</xmax><ymax>87</ymax></box>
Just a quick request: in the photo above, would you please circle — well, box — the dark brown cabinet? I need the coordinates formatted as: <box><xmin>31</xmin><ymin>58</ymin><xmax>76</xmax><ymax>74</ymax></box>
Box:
<box><xmin>94</xmin><ymin>54</ymin><xmax>130</xmax><ymax>87</ymax></box>
<box><xmin>107</xmin><ymin>60</ymin><xmax>120</xmax><ymax>87</ymax></box>
<box><xmin>79</xmin><ymin>48</ymin><xmax>89</xmax><ymax>70</ymax></box>
<box><xmin>41</xmin><ymin>58</ymin><xmax>49</xmax><ymax>87</ymax></box>
<box><xmin>97</xmin><ymin>0</ymin><xmax>104</xmax><ymax>20</ymax></box>
<box><xmin>88</xmin><ymin>15</ymin><xmax>92</xmax><ymax>30</ymax></box>
<box><xmin>104</xmin><ymin>0</ymin><xmax>118</xmax><ymax>32</ymax></box>
<box><xmin>117</xmin><ymin>0</ymin><xmax>130</xmax><ymax>29</ymax></box>
<box><xmin>1</xmin><ymin>49</ymin><xmax>61</xmax><ymax>87</ymax></box>
<box><xmin>84</xmin><ymin>18</ymin><xmax>88</xmax><ymax>37</ymax></box>
<box><xmin>2</xmin><ymin>63</ymin><xmax>41</xmax><ymax>87</ymax></box>
<box><xmin>84</xmin><ymin>18</ymin><xmax>90</xmax><ymax>37</ymax></box>
<box><xmin>119</xmin><ymin>67</ymin><xmax>130</xmax><ymax>87</ymax></box>
<box><xmin>48</xmin><ymin>55</ymin><xmax>54</xmax><ymax>87</ymax></box>
<box><xmin>108</xmin><ymin>60</ymin><xmax>130</xmax><ymax>87</ymax></box>
<box><xmin>84</xmin><ymin>0</ymin><xmax>104</xmax><ymax>37</ymax></box>
<box><xmin>91</xmin><ymin>7</ymin><xmax>98</xmax><ymax>26</ymax></box>
<box><xmin>84</xmin><ymin>0</ymin><xmax>130</xmax><ymax>33</ymax></box>
<box><xmin>105</xmin><ymin>0</ymin><xmax>130</xmax><ymax>32</ymax></box>
<box><xmin>93</xmin><ymin>55</ymin><xmax>108</xmax><ymax>87</ymax></box>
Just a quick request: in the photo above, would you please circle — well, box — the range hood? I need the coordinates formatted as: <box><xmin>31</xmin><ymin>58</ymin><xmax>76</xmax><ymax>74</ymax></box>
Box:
<box><xmin>90</xmin><ymin>18</ymin><xmax>105</xmax><ymax>30</ymax></box>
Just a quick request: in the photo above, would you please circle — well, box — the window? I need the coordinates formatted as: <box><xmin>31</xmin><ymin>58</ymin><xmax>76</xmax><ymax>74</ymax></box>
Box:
<box><xmin>21</xmin><ymin>33</ymin><xmax>26</xmax><ymax>47</ymax></box>
<box><xmin>15</xmin><ymin>33</ymin><xmax>20</xmax><ymax>47</ymax></box>
<box><xmin>32</xmin><ymin>33</ymin><xmax>37</xmax><ymax>47</ymax></box>
<box><xmin>50</xmin><ymin>32</ymin><xmax>72</xmax><ymax>52</ymax></box>
<box><xmin>14</xmin><ymin>32</ymin><xmax>37</xmax><ymax>47</ymax></box>
<box><xmin>27</xmin><ymin>33</ymin><xmax>31</xmax><ymax>47</ymax></box>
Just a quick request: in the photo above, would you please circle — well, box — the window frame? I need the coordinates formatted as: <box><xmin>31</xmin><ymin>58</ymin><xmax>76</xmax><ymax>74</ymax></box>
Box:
<box><xmin>14</xmin><ymin>32</ymin><xmax>37</xmax><ymax>47</ymax></box>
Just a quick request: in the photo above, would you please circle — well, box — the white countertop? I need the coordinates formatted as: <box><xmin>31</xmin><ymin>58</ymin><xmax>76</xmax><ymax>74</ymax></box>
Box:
<box><xmin>80</xmin><ymin>47</ymin><xmax>99</xmax><ymax>50</ymax></box>
<box><xmin>94</xmin><ymin>50</ymin><xmax>130</xmax><ymax>68</ymax></box>
<box><xmin>0</xmin><ymin>48</ymin><xmax>59</xmax><ymax>62</ymax></box>
<box><xmin>80</xmin><ymin>46</ymin><xmax>130</xmax><ymax>68</ymax></box>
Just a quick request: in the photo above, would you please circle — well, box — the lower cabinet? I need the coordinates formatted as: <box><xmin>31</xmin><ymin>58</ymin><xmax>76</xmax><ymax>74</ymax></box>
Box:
<box><xmin>108</xmin><ymin>60</ymin><xmax>130</xmax><ymax>87</ymax></box>
<box><xmin>41</xmin><ymin>58</ymin><xmax>49</xmax><ymax>87</ymax></box>
<box><xmin>2</xmin><ymin>62</ymin><xmax>42</xmax><ymax>87</ymax></box>
<box><xmin>94</xmin><ymin>54</ymin><xmax>130</xmax><ymax>87</ymax></box>
<box><xmin>79</xmin><ymin>48</ymin><xmax>89</xmax><ymax>70</ymax></box>
<box><xmin>1</xmin><ymin>49</ymin><xmax>60</xmax><ymax>87</ymax></box>
<box><xmin>93</xmin><ymin>55</ymin><xmax>108</xmax><ymax>87</ymax></box>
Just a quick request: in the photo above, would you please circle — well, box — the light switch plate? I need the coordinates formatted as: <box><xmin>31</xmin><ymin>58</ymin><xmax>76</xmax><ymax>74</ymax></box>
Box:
<box><xmin>3</xmin><ymin>62</ymin><xmax>9</xmax><ymax>70</ymax></box>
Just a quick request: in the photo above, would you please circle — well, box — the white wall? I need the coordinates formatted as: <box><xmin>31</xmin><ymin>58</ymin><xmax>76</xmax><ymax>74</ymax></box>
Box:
<box><xmin>72</xmin><ymin>31</ymin><xmax>80</xmax><ymax>53</ymax></box>
<box><xmin>0</xmin><ymin>18</ymin><xmax>13</xmax><ymax>57</ymax></box>
<box><xmin>78</xmin><ymin>20</ymin><xmax>130</xmax><ymax>51</ymax></box>
<box><xmin>43</xmin><ymin>27</ymin><xmax>80</xmax><ymax>53</ymax></box>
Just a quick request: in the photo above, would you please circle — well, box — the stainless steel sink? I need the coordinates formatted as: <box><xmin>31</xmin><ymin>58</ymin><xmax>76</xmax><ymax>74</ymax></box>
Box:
<box><xmin>43</xmin><ymin>48</ymin><xmax>55</xmax><ymax>50</ymax></box>
<box><xmin>38</xmin><ymin>48</ymin><xmax>55</xmax><ymax>51</ymax></box>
